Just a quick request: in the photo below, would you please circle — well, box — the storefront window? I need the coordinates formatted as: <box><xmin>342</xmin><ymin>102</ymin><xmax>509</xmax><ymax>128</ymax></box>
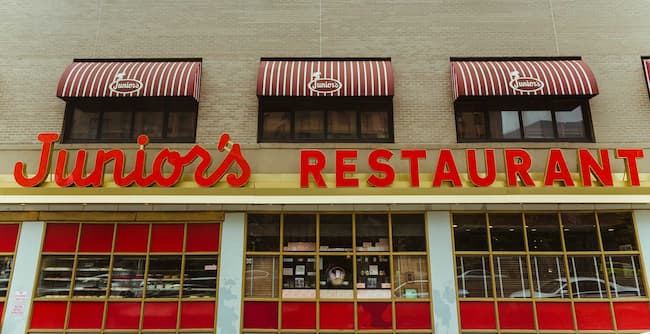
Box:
<box><xmin>243</xmin><ymin>213</ymin><xmax>432</xmax><ymax>332</ymax></box>
<box><xmin>30</xmin><ymin>221</ymin><xmax>221</xmax><ymax>333</ymax></box>
<box><xmin>453</xmin><ymin>211</ymin><xmax>649</xmax><ymax>332</ymax></box>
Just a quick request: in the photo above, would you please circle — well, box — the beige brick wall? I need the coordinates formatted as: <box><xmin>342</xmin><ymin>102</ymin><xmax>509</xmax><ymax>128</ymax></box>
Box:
<box><xmin>1</xmin><ymin>0</ymin><xmax>649</xmax><ymax>149</ymax></box>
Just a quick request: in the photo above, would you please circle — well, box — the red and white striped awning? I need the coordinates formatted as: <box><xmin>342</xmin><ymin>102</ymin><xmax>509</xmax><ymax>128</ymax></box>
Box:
<box><xmin>642</xmin><ymin>58</ymin><xmax>650</xmax><ymax>97</ymax></box>
<box><xmin>451</xmin><ymin>59</ymin><xmax>599</xmax><ymax>101</ymax></box>
<box><xmin>56</xmin><ymin>60</ymin><xmax>202</xmax><ymax>101</ymax></box>
<box><xmin>257</xmin><ymin>59</ymin><xmax>394</xmax><ymax>97</ymax></box>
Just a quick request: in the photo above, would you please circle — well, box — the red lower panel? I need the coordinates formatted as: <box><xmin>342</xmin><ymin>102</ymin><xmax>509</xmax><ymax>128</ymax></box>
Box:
<box><xmin>459</xmin><ymin>301</ymin><xmax>496</xmax><ymax>329</ymax></box>
<box><xmin>536</xmin><ymin>302</ymin><xmax>574</xmax><ymax>330</ymax></box>
<box><xmin>0</xmin><ymin>224</ymin><xmax>19</xmax><ymax>252</ymax></box>
<box><xmin>181</xmin><ymin>301</ymin><xmax>215</xmax><ymax>328</ymax></box>
<box><xmin>614</xmin><ymin>302</ymin><xmax>650</xmax><ymax>330</ymax></box>
<box><xmin>395</xmin><ymin>302</ymin><xmax>431</xmax><ymax>329</ymax></box>
<box><xmin>498</xmin><ymin>302</ymin><xmax>534</xmax><ymax>329</ymax></box>
<box><xmin>574</xmin><ymin>302</ymin><xmax>613</xmax><ymax>330</ymax></box>
<box><xmin>68</xmin><ymin>302</ymin><xmax>104</xmax><ymax>329</ymax></box>
<box><xmin>105</xmin><ymin>302</ymin><xmax>141</xmax><ymax>329</ymax></box>
<box><xmin>143</xmin><ymin>302</ymin><xmax>178</xmax><ymax>329</ymax></box>
<box><xmin>357</xmin><ymin>302</ymin><xmax>392</xmax><ymax>330</ymax></box>
<box><xmin>320</xmin><ymin>302</ymin><xmax>354</xmax><ymax>329</ymax></box>
<box><xmin>243</xmin><ymin>301</ymin><xmax>278</xmax><ymax>329</ymax></box>
<box><xmin>30</xmin><ymin>301</ymin><xmax>67</xmax><ymax>329</ymax></box>
<box><xmin>282</xmin><ymin>302</ymin><xmax>316</xmax><ymax>329</ymax></box>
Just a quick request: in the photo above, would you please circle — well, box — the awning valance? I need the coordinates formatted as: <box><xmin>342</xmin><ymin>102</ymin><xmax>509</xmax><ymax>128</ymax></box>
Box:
<box><xmin>451</xmin><ymin>58</ymin><xmax>599</xmax><ymax>101</ymax></box>
<box><xmin>56</xmin><ymin>59</ymin><xmax>202</xmax><ymax>101</ymax></box>
<box><xmin>642</xmin><ymin>57</ymin><xmax>650</xmax><ymax>98</ymax></box>
<box><xmin>257</xmin><ymin>58</ymin><xmax>394</xmax><ymax>97</ymax></box>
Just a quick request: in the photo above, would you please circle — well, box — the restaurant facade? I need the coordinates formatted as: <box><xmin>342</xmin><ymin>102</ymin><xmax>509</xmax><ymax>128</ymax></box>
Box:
<box><xmin>2</xmin><ymin>1</ymin><xmax>650</xmax><ymax>334</ymax></box>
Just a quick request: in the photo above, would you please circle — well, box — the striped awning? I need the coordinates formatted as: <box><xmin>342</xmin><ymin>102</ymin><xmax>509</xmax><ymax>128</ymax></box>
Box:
<box><xmin>56</xmin><ymin>60</ymin><xmax>202</xmax><ymax>101</ymax></box>
<box><xmin>257</xmin><ymin>58</ymin><xmax>394</xmax><ymax>97</ymax></box>
<box><xmin>642</xmin><ymin>57</ymin><xmax>650</xmax><ymax>97</ymax></box>
<box><xmin>451</xmin><ymin>58</ymin><xmax>599</xmax><ymax>101</ymax></box>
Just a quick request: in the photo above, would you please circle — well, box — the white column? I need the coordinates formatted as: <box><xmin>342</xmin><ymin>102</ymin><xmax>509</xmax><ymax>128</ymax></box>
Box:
<box><xmin>216</xmin><ymin>212</ymin><xmax>246</xmax><ymax>333</ymax></box>
<box><xmin>2</xmin><ymin>222</ymin><xmax>44</xmax><ymax>334</ymax></box>
<box><xmin>427</xmin><ymin>211</ymin><xmax>459</xmax><ymax>334</ymax></box>
<box><xmin>634</xmin><ymin>210</ymin><xmax>650</xmax><ymax>291</ymax></box>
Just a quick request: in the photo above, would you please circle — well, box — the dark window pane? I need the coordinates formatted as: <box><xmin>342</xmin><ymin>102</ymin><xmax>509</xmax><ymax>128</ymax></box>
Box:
<box><xmin>556</xmin><ymin>104</ymin><xmax>586</xmax><ymax>139</ymax></box>
<box><xmin>261</xmin><ymin>111</ymin><xmax>291</xmax><ymax>140</ymax></box>
<box><xmin>73</xmin><ymin>256</ymin><xmax>110</xmax><ymax>297</ymax></box>
<box><xmin>606</xmin><ymin>255</ymin><xmax>644</xmax><ymax>297</ymax></box>
<box><xmin>356</xmin><ymin>255</ymin><xmax>391</xmax><ymax>298</ymax></box>
<box><xmin>282</xmin><ymin>256</ymin><xmax>316</xmax><ymax>297</ymax></box>
<box><xmin>457</xmin><ymin>111</ymin><xmax>487</xmax><ymax>140</ymax></box>
<box><xmin>167</xmin><ymin>111</ymin><xmax>196</xmax><ymax>139</ymax></box>
<box><xmin>247</xmin><ymin>214</ymin><xmax>280</xmax><ymax>252</ymax></box>
<box><xmin>489</xmin><ymin>111</ymin><xmax>521</xmax><ymax>139</ymax></box>
<box><xmin>456</xmin><ymin>255</ymin><xmax>492</xmax><ymax>298</ymax></box>
<box><xmin>110</xmin><ymin>256</ymin><xmax>146</xmax><ymax>298</ymax></box>
<box><xmin>101</xmin><ymin>111</ymin><xmax>132</xmax><ymax>140</ymax></box>
<box><xmin>283</xmin><ymin>214</ymin><xmax>316</xmax><ymax>252</ymax></box>
<box><xmin>67</xmin><ymin>105</ymin><xmax>100</xmax><ymax>140</ymax></box>
<box><xmin>568</xmin><ymin>255</ymin><xmax>606</xmax><ymax>298</ymax></box>
<box><xmin>328</xmin><ymin>110</ymin><xmax>357</xmax><ymax>139</ymax></box>
<box><xmin>0</xmin><ymin>256</ymin><xmax>11</xmax><ymax>297</ymax></box>
<box><xmin>360</xmin><ymin>111</ymin><xmax>389</xmax><ymax>139</ymax></box>
<box><xmin>530</xmin><ymin>256</ymin><xmax>568</xmax><ymax>298</ymax></box>
<box><xmin>183</xmin><ymin>255</ymin><xmax>218</xmax><ymax>298</ymax></box>
<box><xmin>245</xmin><ymin>256</ymin><xmax>279</xmax><ymax>298</ymax></box>
<box><xmin>356</xmin><ymin>214</ymin><xmax>389</xmax><ymax>252</ymax></box>
<box><xmin>391</xmin><ymin>214</ymin><xmax>426</xmax><ymax>251</ymax></box>
<box><xmin>599</xmin><ymin>212</ymin><xmax>637</xmax><ymax>251</ymax></box>
<box><xmin>489</xmin><ymin>213</ymin><xmax>525</xmax><ymax>251</ymax></box>
<box><xmin>494</xmin><ymin>255</ymin><xmax>530</xmax><ymax>298</ymax></box>
<box><xmin>319</xmin><ymin>214</ymin><xmax>353</xmax><ymax>252</ymax></box>
<box><xmin>146</xmin><ymin>255</ymin><xmax>182</xmax><ymax>298</ymax></box>
<box><xmin>295</xmin><ymin>110</ymin><xmax>324</xmax><ymax>139</ymax></box>
<box><xmin>522</xmin><ymin>110</ymin><xmax>553</xmax><ymax>139</ymax></box>
<box><xmin>320</xmin><ymin>256</ymin><xmax>353</xmax><ymax>297</ymax></box>
<box><xmin>453</xmin><ymin>214</ymin><xmax>488</xmax><ymax>251</ymax></box>
<box><xmin>133</xmin><ymin>111</ymin><xmax>164</xmax><ymax>139</ymax></box>
<box><xmin>526</xmin><ymin>213</ymin><xmax>562</xmax><ymax>251</ymax></box>
<box><xmin>562</xmin><ymin>213</ymin><xmax>599</xmax><ymax>251</ymax></box>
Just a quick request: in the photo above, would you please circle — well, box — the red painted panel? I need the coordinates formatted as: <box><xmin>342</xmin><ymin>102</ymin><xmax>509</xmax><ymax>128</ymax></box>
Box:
<box><xmin>498</xmin><ymin>302</ymin><xmax>535</xmax><ymax>329</ymax></box>
<box><xmin>30</xmin><ymin>301</ymin><xmax>67</xmax><ymax>329</ymax></box>
<box><xmin>319</xmin><ymin>302</ymin><xmax>354</xmax><ymax>329</ymax></box>
<box><xmin>0</xmin><ymin>301</ymin><xmax>3</xmax><ymax>323</ymax></box>
<box><xmin>186</xmin><ymin>223</ymin><xmax>220</xmax><ymax>252</ymax></box>
<box><xmin>614</xmin><ymin>302</ymin><xmax>650</xmax><ymax>330</ymax></box>
<box><xmin>395</xmin><ymin>302</ymin><xmax>431</xmax><ymax>329</ymax></box>
<box><xmin>42</xmin><ymin>223</ymin><xmax>79</xmax><ymax>252</ymax></box>
<box><xmin>574</xmin><ymin>302</ymin><xmax>613</xmax><ymax>330</ymax></box>
<box><xmin>150</xmin><ymin>224</ymin><xmax>184</xmax><ymax>252</ymax></box>
<box><xmin>68</xmin><ymin>302</ymin><xmax>104</xmax><ymax>329</ymax></box>
<box><xmin>105</xmin><ymin>302</ymin><xmax>141</xmax><ymax>329</ymax></box>
<box><xmin>536</xmin><ymin>302</ymin><xmax>574</xmax><ymax>330</ymax></box>
<box><xmin>459</xmin><ymin>301</ymin><xmax>496</xmax><ymax>329</ymax></box>
<box><xmin>243</xmin><ymin>301</ymin><xmax>278</xmax><ymax>329</ymax></box>
<box><xmin>78</xmin><ymin>224</ymin><xmax>114</xmax><ymax>252</ymax></box>
<box><xmin>114</xmin><ymin>224</ymin><xmax>149</xmax><ymax>253</ymax></box>
<box><xmin>180</xmin><ymin>301</ymin><xmax>215</xmax><ymax>328</ymax></box>
<box><xmin>143</xmin><ymin>302</ymin><xmax>178</xmax><ymax>329</ymax></box>
<box><xmin>282</xmin><ymin>302</ymin><xmax>316</xmax><ymax>329</ymax></box>
<box><xmin>357</xmin><ymin>302</ymin><xmax>392</xmax><ymax>330</ymax></box>
<box><xmin>0</xmin><ymin>224</ymin><xmax>19</xmax><ymax>252</ymax></box>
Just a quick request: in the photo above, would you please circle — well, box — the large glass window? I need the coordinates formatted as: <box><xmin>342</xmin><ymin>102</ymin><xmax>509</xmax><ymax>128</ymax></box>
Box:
<box><xmin>455</xmin><ymin>98</ymin><xmax>593</xmax><ymax>142</ymax></box>
<box><xmin>258</xmin><ymin>97</ymin><xmax>393</xmax><ymax>143</ymax></box>
<box><xmin>243</xmin><ymin>213</ymin><xmax>432</xmax><ymax>332</ymax></box>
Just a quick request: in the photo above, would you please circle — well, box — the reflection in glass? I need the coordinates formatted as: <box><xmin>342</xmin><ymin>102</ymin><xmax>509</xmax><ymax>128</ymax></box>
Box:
<box><xmin>356</xmin><ymin>214</ymin><xmax>389</xmax><ymax>252</ymax></box>
<box><xmin>328</xmin><ymin>110</ymin><xmax>357</xmax><ymax>139</ymax></box>
<box><xmin>0</xmin><ymin>256</ymin><xmax>12</xmax><ymax>297</ymax></box>
<box><xmin>37</xmin><ymin>255</ymin><xmax>74</xmax><ymax>297</ymax></box>
<box><xmin>599</xmin><ymin>212</ymin><xmax>637</xmax><ymax>251</ymax></box>
<box><xmin>494</xmin><ymin>256</ymin><xmax>529</xmax><ymax>298</ymax></box>
<box><xmin>262</xmin><ymin>111</ymin><xmax>290</xmax><ymax>140</ymax></box>
<box><xmin>568</xmin><ymin>256</ymin><xmax>606</xmax><ymax>298</ymax></box>
<box><xmin>489</xmin><ymin>111</ymin><xmax>520</xmax><ymax>139</ymax></box>
<box><xmin>283</xmin><ymin>214</ymin><xmax>316</xmax><ymax>251</ymax></box>
<box><xmin>530</xmin><ymin>256</ymin><xmax>567</xmax><ymax>298</ymax></box>
<box><xmin>393</xmin><ymin>256</ymin><xmax>428</xmax><ymax>299</ymax></box>
<box><xmin>183</xmin><ymin>255</ymin><xmax>218</xmax><ymax>297</ymax></box>
<box><xmin>456</xmin><ymin>256</ymin><xmax>492</xmax><ymax>298</ymax></box>
<box><xmin>562</xmin><ymin>213</ymin><xmax>599</xmax><ymax>251</ymax></box>
<box><xmin>392</xmin><ymin>214</ymin><xmax>426</xmax><ymax>251</ymax></box>
<box><xmin>360</xmin><ymin>111</ymin><xmax>389</xmax><ymax>139</ymax></box>
<box><xmin>457</xmin><ymin>111</ymin><xmax>486</xmax><ymax>140</ymax></box>
<box><xmin>68</xmin><ymin>106</ymin><xmax>99</xmax><ymax>140</ymax></box>
<box><xmin>489</xmin><ymin>213</ymin><xmax>525</xmax><ymax>251</ymax></box>
<box><xmin>295</xmin><ymin>110</ymin><xmax>324</xmax><ymax>139</ymax></box>
<box><xmin>245</xmin><ymin>256</ymin><xmax>278</xmax><ymax>298</ymax></box>
<box><xmin>453</xmin><ymin>214</ymin><xmax>488</xmax><ymax>251</ymax></box>
<box><xmin>247</xmin><ymin>214</ymin><xmax>280</xmax><ymax>251</ymax></box>
<box><xmin>167</xmin><ymin>111</ymin><xmax>197</xmax><ymax>139</ymax></box>
<box><xmin>320</xmin><ymin>214</ymin><xmax>353</xmax><ymax>252</ymax></box>
<box><xmin>556</xmin><ymin>105</ymin><xmax>585</xmax><ymax>138</ymax></box>
<box><xmin>522</xmin><ymin>110</ymin><xmax>553</xmax><ymax>138</ymax></box>
<box><xmin>526</xmin><ymin>213</ymin><xmax>562</xmax><ymax>251</ymax></box>
<box><xmin>606</xmin><ymin>256</ymin><xmax>644</xmax><ymax>298</ymax></box>
<box><xmin>110</xmin><ymin>256</ymin><xmax>146</xmax><ymax>298</ymax></box>
<box><xmin>320</xmin><ymin>256</ymin><xmax>353</xmax><ymax>298</ymax></box>
<box><xmin>146</xmin><ymin>256</ymin><xmax>182</xmax><ymax>298</ymax></box>
<box><xmin>73</xmin><ymin>256</ymin><xmax>110</xmax><ymax>297</ymax></box>
<box><xmin>102</xmin><ymin>111</ymin><xmax>133</xmax><ymax>140</ymax></box>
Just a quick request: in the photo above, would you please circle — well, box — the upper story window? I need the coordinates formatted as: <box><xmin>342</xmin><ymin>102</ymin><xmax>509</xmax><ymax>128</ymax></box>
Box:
<box><xmin>450</xmin><ymin>57</ymin><xmax>599</xmax><ymax>143</ymax></box>
<box><xmin>56</xmin><ymin>59</ymin><xmax>202</xmax><ymax>143</ymax></box>
<box><xmin>257</xmin><ymin>58</ymin><xmax>394</xmax><ymax>143</ymax></box>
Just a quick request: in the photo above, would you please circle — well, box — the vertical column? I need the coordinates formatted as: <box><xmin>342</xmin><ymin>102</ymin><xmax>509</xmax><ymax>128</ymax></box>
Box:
<box><xmin>427</xmin><ymin>211</ymin><xmax>460</xmax><ymax>334</ymax></box>
<box><xmin>634</xmin><ymin>210</ymin><xmax>650</xmax><ymax>288</ymax></box>
<box><xmin>216</xmin><ymin>212</ymin><xmax>246</xmax><ymax>333</ymax></box>
<box><xmin>2</xmin><ymin>221</ymin><xmax>44</xmax><ymax>334</ymax></box>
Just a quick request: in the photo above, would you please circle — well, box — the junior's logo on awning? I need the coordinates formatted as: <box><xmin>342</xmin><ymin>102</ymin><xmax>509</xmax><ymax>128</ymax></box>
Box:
<box><xmin>308</xmin><ymin>72</ymin><xmax>342</xmax><ymax>94</ymax></box>
<box><xmin>509</xmin><ymin>70</ymin><xmax>544</xmax><ymax>93</ymax></box>
<box><xmin>109</xmin><ymin>72</ymin><xmax>143</xmax><ymax>94</ymax></box>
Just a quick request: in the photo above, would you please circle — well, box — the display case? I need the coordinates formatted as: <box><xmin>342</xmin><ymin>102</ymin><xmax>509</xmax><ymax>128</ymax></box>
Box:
<box><xmin>282</xmin><ymin>256</ymin><xmax>316</xmax><ymax>298</ymax></box>
<box><xmin>109</xmin><ymin>256</ymin><xmax>146</xmax><ymax>298</ymax></box>
<box><xmin>146</xmin><ymin>256</ymin><xmax>182</xmax><ymax>298</ymax></box>
<box><xmin>37</xmin><ymin>255</ymin><xmax>74</xmax><ymax>297</ymax></box>
<box><xmin>73</xmin><ymin>256</ymin><xmax>110</xmax><ymax>297</ymax></box>
<box><xmin>0</xmin><ymin>256</ymin><xmax>12</xmax><ymax>298</ymax></box>
<box><xmin>183</xmin><ymin>255</ymin><xmax>218</xmax><ymax>297</ymax></box>
<box><xmin>356</xmin><ymin>255</ymin><xmax>391</xmax><ymax>299</ymax></box>
<box><xmin>320</xmin><ymin>255</ymin><xmax>353</xmax><ymax>299</ymax></box>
